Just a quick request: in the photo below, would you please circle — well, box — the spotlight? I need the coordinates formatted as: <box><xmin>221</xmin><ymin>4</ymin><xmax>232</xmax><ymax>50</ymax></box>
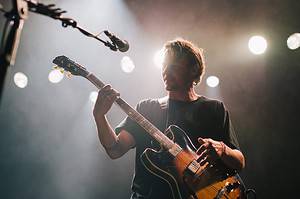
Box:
<box><xmin>206</xmin><ymin>76</ymin><xmax>219</xmax><ymax>88</ymax></box>
<box><xmin>287</xmin><ymin>33</ymin><xmax>300</xmax><ymax>50</ymax></box>
<box><xmin>14</xmin><ymin>72</ymin><xmax>28</xmax><ymax>88</ymax></box>
<box><xmin>248</xmin><ymin>35</ymin><xmax>267</xmax><ymax>55</ymax></box>
<box><xmin>48</xmin><ymin>69</ymin><xmax>64</xmax><ymax>83</ymax></box>
<box><xmin>153</xmin><ymin>48</ymin><xmax>165</xmax><ymax>68</ymax></box>
<box><xmin>121</xmin><ymin>56</ymin><xmax>135</xmax><ymax>73</ymax></box>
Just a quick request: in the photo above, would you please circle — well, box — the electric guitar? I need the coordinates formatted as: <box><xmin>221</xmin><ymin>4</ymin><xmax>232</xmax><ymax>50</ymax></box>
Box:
<box><xmin>52</xmin><ymin>55</ymin><xmax>246</xmax><ymax>199</ymax></box>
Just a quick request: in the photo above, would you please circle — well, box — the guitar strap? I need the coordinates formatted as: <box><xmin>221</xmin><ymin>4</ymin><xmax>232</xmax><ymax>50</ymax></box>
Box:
<box><xmin>146</xmin><ymin>96</ymin><xmax>170</xmax><ymax>150</ymax></box>
<box><xmin>157</xmin><ymin>96</ymin><xmax>169</xmax><ymax>130</ymax></box>
<box><xmin>157</xmin><ymin>96</ymin><xmax>169</xmax><ymax>109</ymax></box>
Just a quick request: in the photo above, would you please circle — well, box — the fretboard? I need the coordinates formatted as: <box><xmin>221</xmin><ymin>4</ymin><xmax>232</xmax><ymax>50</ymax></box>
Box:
<box><xmin>86</xmin><ymin>73</ymin><xmax>174</xmax><ymax>149</ymax></box>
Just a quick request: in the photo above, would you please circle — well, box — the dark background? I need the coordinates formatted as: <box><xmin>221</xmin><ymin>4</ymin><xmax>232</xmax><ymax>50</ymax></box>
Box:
<box><xmin>1</xmin><ymin>0</ymin><xmax>300</xmax><ymax>198</ymax></box>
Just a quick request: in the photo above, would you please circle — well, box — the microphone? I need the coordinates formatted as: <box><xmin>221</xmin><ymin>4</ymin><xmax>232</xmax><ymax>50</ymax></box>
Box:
<box><xmin>104</xmin><ymin>30</ymin><xmax>129</xmax><ymax>52</ymax></box>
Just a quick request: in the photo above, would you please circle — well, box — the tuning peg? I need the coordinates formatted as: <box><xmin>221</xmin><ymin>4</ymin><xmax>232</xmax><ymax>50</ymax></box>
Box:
<box><xmin>65</xmin><ymin>71</ymin><xmax>72</xmax><ymax>78</ymax></box>
<box><xmin>59</xmin><ymin>68</ymin><xmax>65</xmax><ymax>74</ymax></box>
<box><xmin>52</xmin><ymin>65</ymin><xmax>59</xmax><ymax>70</ymax></box>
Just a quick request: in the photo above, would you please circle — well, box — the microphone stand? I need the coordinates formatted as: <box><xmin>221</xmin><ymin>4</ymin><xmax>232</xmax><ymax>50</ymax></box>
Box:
<box><xmin>0</xmin><ymin>0</ymin><xmax>119</xmax><ymax>102</ymax></box>
<box><xmin>0</xmin><ymin>0</ymin><xmax>28</xmax><ymax>101</ymax></box>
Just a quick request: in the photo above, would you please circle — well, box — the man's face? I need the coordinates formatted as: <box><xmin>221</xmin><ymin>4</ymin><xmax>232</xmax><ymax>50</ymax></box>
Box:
<box><xmin>162</xmin><ymin>54</ymin><xmax>194</xmax><ymax>91</ymax></box>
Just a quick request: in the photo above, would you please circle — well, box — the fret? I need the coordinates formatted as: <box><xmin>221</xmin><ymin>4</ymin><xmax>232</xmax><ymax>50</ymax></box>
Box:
<box><xmin>86</xmin><ymin>73</ymin><xmax>105</xmax><ymax>89</ymax></box>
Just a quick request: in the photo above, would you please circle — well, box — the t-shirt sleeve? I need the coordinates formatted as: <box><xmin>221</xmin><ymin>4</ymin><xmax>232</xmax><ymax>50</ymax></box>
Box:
<box><xmin>217</xmin><ymin>102</ymin><xmax>241</xmax><ymax>150</ymax></box>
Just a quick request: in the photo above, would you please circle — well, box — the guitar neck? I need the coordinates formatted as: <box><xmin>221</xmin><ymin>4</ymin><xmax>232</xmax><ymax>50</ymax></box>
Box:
<box><xmin>86</xmin><ymin>73</ymin><xmax>174</xmax><ymax>149</ymax></box>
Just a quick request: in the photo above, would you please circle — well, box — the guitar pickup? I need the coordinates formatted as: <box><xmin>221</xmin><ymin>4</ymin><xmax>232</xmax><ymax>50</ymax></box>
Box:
<box><xmin>187</xmin><ymin>160</ymin><xmax>201</xmax><ymax>174</ymax></box>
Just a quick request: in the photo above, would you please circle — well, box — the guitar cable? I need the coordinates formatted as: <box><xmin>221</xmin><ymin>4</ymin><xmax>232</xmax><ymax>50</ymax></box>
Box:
<box><xmin>245</xmin><ymin>188</ymin><xmax>257</xmax><ymax>199</ymax></box>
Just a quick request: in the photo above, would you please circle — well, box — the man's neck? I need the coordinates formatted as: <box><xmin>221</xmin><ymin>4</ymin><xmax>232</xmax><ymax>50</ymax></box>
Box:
<box><xmin>168</xmin><ymin>88</ymin><xmax>200</xmax><ymax>102</ymax></box>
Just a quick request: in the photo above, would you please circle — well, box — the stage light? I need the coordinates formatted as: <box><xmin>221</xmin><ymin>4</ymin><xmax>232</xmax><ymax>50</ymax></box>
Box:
<box><xmin>121</xmin><ymin>56</ymin><xmax>135</xmax><ymax>73</ymax></box>
<box><xmin>14</xmin><ymin>72</ymin><xmax>28</xmax><ymax>88</ymax></box>
<box><xmin>89</xmin><ymin>91</ymin><xmax>98</xmax><ymax>103</ymax></box>
<box><xmin>206</xmin><ymin>76</ymin><xmax>219</xmax><ymax>88</ymax></box>
<box><xmin>248</xmin><ymin>35</ymin><xmax>267</xmax><ymax>55</ymax></box>
<box><xmin>287</xmin><ymin>33</ymin><xmax>300</xmax><ymax>50</ymax></box>
<box><xmin>48</xmin><ymin>69</ymin><xmax>64</xmax><ymax>83</ymax></box>
<box><xmin>154</xmin><ymin>48</ymin><xmax>165</xmax><ymax>68</ymax></box>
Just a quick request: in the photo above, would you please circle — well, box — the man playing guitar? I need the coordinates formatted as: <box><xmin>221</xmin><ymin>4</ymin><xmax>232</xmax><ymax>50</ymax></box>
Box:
<box><xmin>93</xmin><ymin>38</ymin><xmax>245</xmax><ymax>199</ymax></box>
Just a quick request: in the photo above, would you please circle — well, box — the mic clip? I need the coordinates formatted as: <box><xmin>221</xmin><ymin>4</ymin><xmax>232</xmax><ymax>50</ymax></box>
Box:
<box><xmin>104</xmin><ymin>30</ymin><xmax>129</xmax><ymax>52</ymax></box>
<box><xmin>104</xmin><ymin>41</ymin><xmax>118</xmax><ymax>51</ymax></box>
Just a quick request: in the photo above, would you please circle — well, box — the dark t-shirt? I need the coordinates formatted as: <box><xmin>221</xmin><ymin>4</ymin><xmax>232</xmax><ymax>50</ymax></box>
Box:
<box><xmin>115</xmin><ymin>96</ymin><xmax>240</xmax><ymax>199</ymax></box>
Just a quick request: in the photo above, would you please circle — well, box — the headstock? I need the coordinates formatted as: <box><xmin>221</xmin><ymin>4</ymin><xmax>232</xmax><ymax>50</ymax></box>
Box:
<box><xmin>52</xmin><ymin>55</ymin><xmax>89</xmax><ymax>77</ymax></box>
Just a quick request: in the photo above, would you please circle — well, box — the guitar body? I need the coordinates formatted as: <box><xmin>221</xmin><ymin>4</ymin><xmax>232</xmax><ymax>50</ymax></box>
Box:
<box><xmin>141</xmin><ymin>125</ymin><xmax>246</xmax><ymax>199</ymax></box>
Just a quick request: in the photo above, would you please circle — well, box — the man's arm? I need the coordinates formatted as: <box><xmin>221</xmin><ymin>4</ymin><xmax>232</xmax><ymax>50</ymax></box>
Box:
<box><xmin>197</xmin><ymin>138</ymin><xmax>245</xmax><ymax>171</ymax></box>
<box><xmin>220</xmin><ymin>146</ymin><xmax>245</xmax><ymax>171</ymax></box>
<box><xmin>93</xmin><ymin>85</ymin><xmax>135</xmax><ymax>159</ymax></box>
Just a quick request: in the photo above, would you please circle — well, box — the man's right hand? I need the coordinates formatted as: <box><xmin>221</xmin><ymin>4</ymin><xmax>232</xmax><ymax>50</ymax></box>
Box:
<box><xmin>93</xmin><ymin>85</ymin><xmax>120</xmax><ymax>117</ymax></box>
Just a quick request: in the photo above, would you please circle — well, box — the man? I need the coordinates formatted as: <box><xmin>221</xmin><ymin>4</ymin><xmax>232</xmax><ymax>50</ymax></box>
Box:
<box><xmin>93</xmin><ymin>38</ymin><xmax>245</xmax><ymax>199</ymax></box>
